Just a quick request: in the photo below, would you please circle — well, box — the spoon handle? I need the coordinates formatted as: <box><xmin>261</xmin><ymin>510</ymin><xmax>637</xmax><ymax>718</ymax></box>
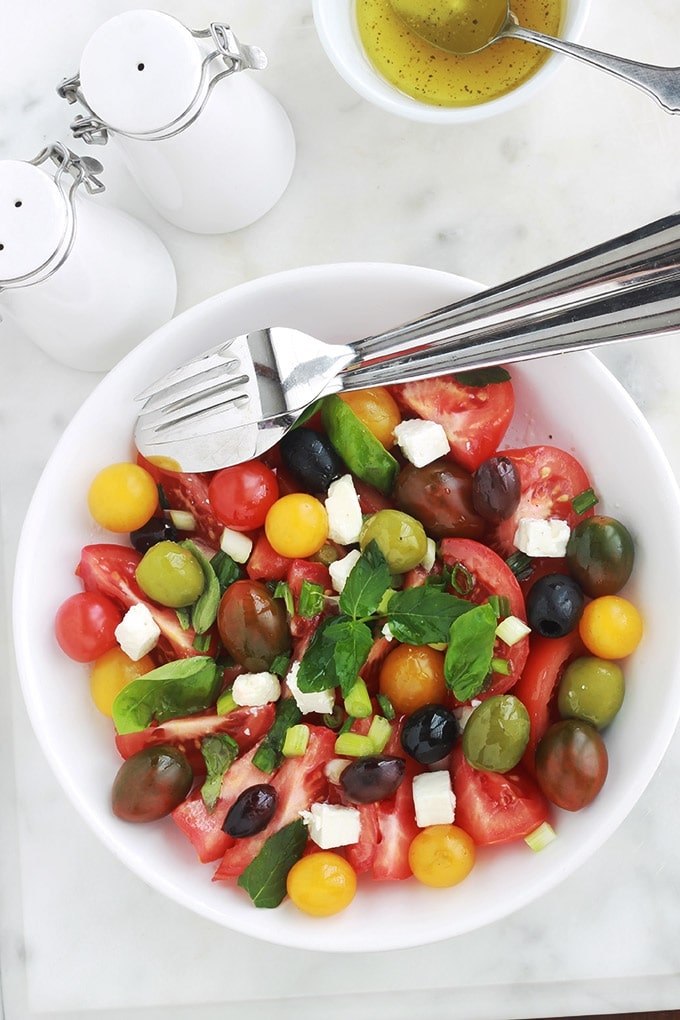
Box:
<box><xmin>506</xmin><ymin>23</ymin><xmax>680</xmax><ymax>114</ymax></box>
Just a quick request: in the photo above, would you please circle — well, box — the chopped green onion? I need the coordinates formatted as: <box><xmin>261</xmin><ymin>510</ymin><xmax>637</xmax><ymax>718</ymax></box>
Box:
<box><xmin>488</xmin><ymin>594</ymin><xmax>512</xmax><ymax>620</ymax></box>
<box><xmin>169</xmin><ymin>509</ymin><xmax>196</xmax><ymax>532</ymax></box>
<box><xmin>524</xmin><ymin>821</ymin><xmax>557</xmax><ymax>852</ymax></box>
<box><xmin>490</xmin><ymin>657</ymin><xmax>511</xmax><ymax>676</ymax></box>
<box><xmin>495</xmin><ymin>615</ymin><xmax>532</xmax><ymax>647</ymax></box>
<box><xmin>376</xmin><ymin>587</ymin><xmax>397</xmax><ymax>615</ymax></box>
<box><xmin>272</xmin><ymin>580</ymin><xmax>294</xmax><ymax>616</ymax></box>
<box><xmin>298</xmin><ymin>580</ymin><xmax>325</xmax><ymax>618</ymax></box>
<box><xmin>157</xmin><ymin>483</ymin><xmax>170</xmax><ymax>510</ymax></box>
<box><xmin>323</xmin><ymin>705</ymin><xmax>345</xmax><ymax>730</ymax></box>
<box><xmin>343</xmin><ymin>677</ymin><xmax>372</xmax><ymax>719</ymax></box>
<box><xmin>216</xmin><ymin>687</ymin><xmax>237</xmax><ymax>715</ymax></box>
<box><xmin>282</xmin><ymin>724</ymin><xmax>310</xmax><ymax>758</ymax></box>
<box><xmin>505</xmin><ymin>550</ymin><xmax>534</xmax><ymax>582</ymax></box>
<box><xmin>571</xmin><ymin>487</ymin><xmax>599</xmax><ymax>515</ymax></box>
<box><xmin>334</xmin><ymin>732</ymin><xmax>375</xmax><ymax>757</ymax></box>
<box><xmin>376</xmin><ymin>693</ymin><xmax>396</xmax><ymax>721</ymax></box>
<box><xmin>338</xmin><ymin>715</ymin><xmax>356</xmax><ymax>735</ymax></box>
<box><xmin>253</xmin><ymin>697</ymin><xmax>302</xmax><ymax>773</ymax></box>
<box><xmin>450</xmin><ymin>562</ymin><xmax>474</xmax><ymax>596</ymax></box>
<box><xmin>367</xmin><ymin>715</ymin><xmax>391</xmax><ymax>753</ymax></box>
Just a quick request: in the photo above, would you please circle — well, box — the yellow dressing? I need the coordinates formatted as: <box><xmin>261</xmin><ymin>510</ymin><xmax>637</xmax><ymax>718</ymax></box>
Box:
<box><xmin>356</xmin><ymin>0</ymin><xmax>564</xmax><ymax>107</ymax></box>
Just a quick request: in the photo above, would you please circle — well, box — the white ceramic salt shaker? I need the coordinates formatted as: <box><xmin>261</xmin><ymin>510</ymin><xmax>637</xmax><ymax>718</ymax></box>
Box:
<box><xmin>0</xmin><ymin>143</ymin><xmax>177</xmax><ymax>372</ymax></box>
<box><xmin>58</xmin><ymin>11</ymin><xmax>296</xmax><ymax>234</ymax></box>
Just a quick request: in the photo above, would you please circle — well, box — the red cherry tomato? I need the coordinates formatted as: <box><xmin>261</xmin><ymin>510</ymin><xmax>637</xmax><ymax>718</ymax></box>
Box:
<box><xmin>54</xmin><ymin>591</ymin><xmax>123</xmax><ymax>662</ymax></box>
<box><xmin>490</xmin><ymin>445</ymin><xmax>594</xmax><ymax>557</ymax></box>
<box><xmin>208</xmin><ymin>461</ymin><xmax>279</xmax><ymax>532</ymax></box>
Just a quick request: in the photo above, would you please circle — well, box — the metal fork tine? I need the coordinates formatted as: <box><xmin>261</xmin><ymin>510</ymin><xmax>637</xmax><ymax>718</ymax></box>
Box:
<box><xmin>134</xmin><ymin>337</ymin><xmax>243</xmax><ymax>404</ymax></box>
<box><xmin>138</xmin><ymin>380</ymin><xmax>253</xmax><ymax>434</ymax></box>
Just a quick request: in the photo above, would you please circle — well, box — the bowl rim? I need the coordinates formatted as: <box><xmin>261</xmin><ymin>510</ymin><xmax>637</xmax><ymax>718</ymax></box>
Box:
<box><xmin>312</xmin><ymin>0</ymin><xmax>593</xmax><ymax>123</ymax></box>
<box><xmin>13</xmin><ymin>259</ymin><xmax>680</xmax><ymax>952</ymax></box>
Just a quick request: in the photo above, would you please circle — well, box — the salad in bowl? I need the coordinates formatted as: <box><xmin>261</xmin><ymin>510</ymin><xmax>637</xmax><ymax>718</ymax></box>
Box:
<box><xmin>13</xmin><ymin>263</ymin><xmax>680</xmax><ymax>951</ymax></box>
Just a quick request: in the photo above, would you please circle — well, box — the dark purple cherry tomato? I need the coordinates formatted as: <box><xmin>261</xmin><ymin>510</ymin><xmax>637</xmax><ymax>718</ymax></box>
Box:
<box><xmin>393</xmin><ymin>459</ymin><xmax>485</xmax><ymax>541</ymax></box>
<box><xmin>217</xmin><ymin>579</ymin><xmax>290</xmax><ymax>671</ymax></box>
<box><xmin>534</xmin><ymin>719</ymin><xmax>608</xmax><ymax>811</ymax></box>
<box><xmin>111</xmin><ymin>744</ymin><xmax>193</xmax><ymax>822</ymax></box>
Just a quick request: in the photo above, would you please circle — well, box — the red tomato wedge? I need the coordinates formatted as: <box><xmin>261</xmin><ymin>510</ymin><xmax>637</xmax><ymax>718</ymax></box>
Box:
<box><xmin>115</xmin><ymin>705</ymin><xmax>276</xmax><ymax>772</ymax></box>
<box><xmin>513</xmin><ymin>631</ymin><xmax>586</xmax><ymax>773</ymax></box>
<box><xmin>77</xmin><ymin>544</ymin><xmax>209</xmax><ymax>659</ymax></box>
<box><xmin>450</xmin><ymin>746</ymin><xmax>550</xmax><ymax>846</ymax></box>
<box><xmin>490</xmin><ymin>445</ymin><xmax>594</xmax><ymax>557</ymax></box>
<box><xmin>212</xmin><ymin>726</ymin><xmax>335</xmax><ymax>880</ymax></box>
<box><xmin>136</xmin><ymin>456</ymin><xmax>225</xmax><ymax>549</ymax></box>
<box><xmin>439</xmin><ymin>537</ymin><xmax>529</xmax><ymax>698</ymax></box>
<box><xmin>389</xmin><ymin>373</ymin><xmax>514</xmax><ymax>472</ymax></box>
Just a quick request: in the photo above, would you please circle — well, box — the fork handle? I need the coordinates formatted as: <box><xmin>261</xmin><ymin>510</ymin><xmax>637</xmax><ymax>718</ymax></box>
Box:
<box><xmin>350</xmin><ymin>212</ymin><xmax>680</xmax><ymax>365</ymax></box>
<box><xmin>337</xmin><ymin>263</ymin><xmax>680</xmax><ymax>391</ymax></box>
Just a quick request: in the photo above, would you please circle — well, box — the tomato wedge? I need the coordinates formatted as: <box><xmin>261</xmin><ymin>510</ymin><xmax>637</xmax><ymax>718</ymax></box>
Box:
<box><xmin>389</xmin><ymin>373</ymin><xmax>514</xmax><ymax>472</ymax></box>
<box><xmin>450</xmin><ymin>746</ymin><xmax>550</xmax><ymax>846</ymax></box>
<box><xmin>439</xmin><ymin>537</ymin><xmax>529</xmax><ymax>697</ymax></box>
<box><xmin>513</xmin><ymin>631</ymin><xmax>586</xmax><ymax>773</ymax></box>
<box><xmin>490</xmin><ymin>445</ymin><xmax>594</xmax><ymax>557</ymax></box>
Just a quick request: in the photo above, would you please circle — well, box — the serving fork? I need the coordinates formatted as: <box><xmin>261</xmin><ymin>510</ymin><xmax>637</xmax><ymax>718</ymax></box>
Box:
<box><xmin>135</xmin><ymin>212</ymin><xmax>680</xmax><ymax>472</ymax></box>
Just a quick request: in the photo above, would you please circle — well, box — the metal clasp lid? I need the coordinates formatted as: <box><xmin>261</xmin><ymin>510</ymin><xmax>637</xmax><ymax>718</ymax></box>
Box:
<box><xmin>0</xmin><ymin>142</ymin><xmax>105</xmax><ymax>291</ymax></box>
<box><xmin>57</xmin><ymin>22</ymin><xmax>268</xmax><ymax>145</ymax></box>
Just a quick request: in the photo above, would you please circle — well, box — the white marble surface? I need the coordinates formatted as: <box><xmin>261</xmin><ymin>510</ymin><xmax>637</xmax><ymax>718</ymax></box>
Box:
<box><xmin>4</xmin><ymin>1</ymin><xmax>680</xmax><ymax>1017</ymax></box>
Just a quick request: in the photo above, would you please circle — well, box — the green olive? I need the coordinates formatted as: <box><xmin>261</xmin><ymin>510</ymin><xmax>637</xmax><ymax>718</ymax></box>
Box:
<box><xmin>462</xmin><ymin>694</ymin><xmax>530</xmax><ymax>773</ymax></box>
<box><xmin>135</xmin><ymin>540</ymin><xmax>205</xmax><ymax>608</ymax></box>
<box><xmin>566</xmin><ymin>515</ymin><xmax>634</xmax><ymax>597</ymax></box>
<box><xmin>558</xmin><ymin>656</ymin><xmax>625</xmax><ymax>729</ymax></box>
<box><xmin>359</xmin><ymin>509</ymin><xmax>428</xmax><ymax>573</ymax></box>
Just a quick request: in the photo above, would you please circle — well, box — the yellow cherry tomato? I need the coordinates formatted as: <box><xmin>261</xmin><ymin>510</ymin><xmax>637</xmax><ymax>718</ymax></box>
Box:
<box><xmin>339</xmin><ymin>387</ymin><xmax>402</xmax><ymax>448</ymax></box>
<box><xmin>286</xmin><ymin>851</ymin><xmax>357</xmax><ymax>916</ymax></box>
<box><xmin>88</xmin><ymin>462</ymin><xmax>158</xmax><ymax>532</ymax></box>
<box><xmin>265</xmin><ymin>493</ymin><xmax>329</xmax><ymax>558</ymax></box>
<box><xmin>146</xmin><ymin>454</ymin><xmax>182</xmax><ymax>473</ymax></box>
<box><xmin>379</xmin><ymin>643</ymin><xmax>447</xmax><ymax>714</ymax></box>
<box><xmin>408</xmin><ymin>825</ymin><xmax>476</xmax><ymax>888</ymax></box>
<box><xmin>578</xmin><ymin>595</ymin><xmax>643</xmax><ymax>659</ymax></box>
<box><xmin>89</xmin><ymin>646</ymin><xmax>155</xmax><ymax>716</ymax></box>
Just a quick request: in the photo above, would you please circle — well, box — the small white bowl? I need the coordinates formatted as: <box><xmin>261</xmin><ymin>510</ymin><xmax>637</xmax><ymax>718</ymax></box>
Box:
<box><xmin>313</xmin><ymin>0</ymin><xmax>591</xmax><ymax>123</ymax></box>
<box><xmin>13</xmin><ymin>261</ymin><xmax>680</xmax><ymax>952</ymax></box>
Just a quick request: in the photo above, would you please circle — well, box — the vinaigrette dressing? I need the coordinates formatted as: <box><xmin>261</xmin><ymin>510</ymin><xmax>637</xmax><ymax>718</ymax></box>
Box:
<box><xmin>356</xmin><ymin>0</ymin><xmax>564</xmax><ymax>107</ymax></box>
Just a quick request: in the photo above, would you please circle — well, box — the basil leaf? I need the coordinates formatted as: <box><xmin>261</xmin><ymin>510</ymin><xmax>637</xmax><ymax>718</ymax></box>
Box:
<box><xmin>210</xmin><ymin>549</ymin><xmax>242</xmax><ymax>592</ymax></box>
<box><xmin>444</xmin><ymin>603</ymin><xmax>498</xmax><ymax>702</ymax></box>
<box><xmin>181</xmin><ymin>540</ymin><xmax>221</xmax><ymax>634</ymax></box>
<box><xmin>339</xmin><ymin>541</ymin><xmax>392</xmax><ymax>620</ymax></box>
<box><xmin>237</xmin><ymin>818</ymin><xmax>308</xmax><ymax>908</ymax></box>
<box><xmin>296</xmin><ymin>616</ymin><xmax>372</xmax><ymax>696</ymax></box>
<box><xmin>454</xmin><ymin>367</ymin><xmax>511</xmax><ymax>387</ymax></box>
<box><xmin>112</xmin><ymin>657</ymin><xmax>220</xmax><ymax>735</ymax></box>
<box><xmin>273</xmin><ymin>580</ymin><xmax>295</xmax><ymax>616</ymax></box>
<box><xmin>297</xmin><ymin>579</ymin><xmax>325</xmax><ymax>618</ymax></box>
<box><xmin>386</xmin><ymin>586</ymin><xmax>473</xmax><ymax>644</ymax></box>
<box><xmin>200</xmin><ymin>732</ymin><xmax>239</xmax><ymax>812</ymax></box>
<box><xmin>252</xmin><ymin>697</ymin><xmax>302</xmax><ymax>774</ymax></box>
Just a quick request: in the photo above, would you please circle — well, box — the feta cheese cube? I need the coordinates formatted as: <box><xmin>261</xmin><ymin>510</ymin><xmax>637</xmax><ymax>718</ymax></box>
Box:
<box><xmin>325</xmin><ymin>474</ymin><xmax>363</xmax><ymax>545</ymax></box>
<box><xmin>513</xmin><ymin>517</ymin><xmax>571</xmax><ymax>558</ymax></box>
<box><xmin>286</xmin><ymin>660</ymin><xmax>335</xmax><ymax>715</ymax></box>
<box><xmin>220</xmin><ymin>526</ymin><xmax>253</xmax><ymax>564</ymax></box>
<box><xmin>232</xmin><ymin>671</ymin><xmax>281</xmax><ymax>707</ymax></box>
<box><xmin>393</xmin><ymin>418</ymin><xmax>450</xmax><ymax>468</ymax></box>
<box><xmin>114</xmin><ymin>603</ymin><xmax>160</xmax><ymax>661</ymax></box>
<box><xmin>412</xmin><ymin>770</ymin><xmax>456</xmax><ymax>828</ymax></box>
<box><xmin>328</xmin><ymin>548</ymin><xmax>361</xmax><ymax>593</ymax></box>
<box><xmin>301</xmin><ymin>802</ymin><xmax>361</xmax><ymax>849</ymax></box>
<box><xmin>169</xmin><ymin>509</ymin><xmax>196</xmax><ymax>532</ymax></box>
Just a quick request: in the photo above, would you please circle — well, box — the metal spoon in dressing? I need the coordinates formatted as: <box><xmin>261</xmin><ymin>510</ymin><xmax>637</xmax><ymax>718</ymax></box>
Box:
<box><xmin>390</xmin><ymin>0</ymin><xmax>680</xmax><ymax>113</ymax></box>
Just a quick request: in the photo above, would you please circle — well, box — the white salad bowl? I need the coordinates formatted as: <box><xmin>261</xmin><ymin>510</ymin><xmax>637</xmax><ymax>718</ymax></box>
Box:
<box><xmin>13</xmin><ymin>262</ymin><xmax>680</xmax><ymax>952</ymax></box>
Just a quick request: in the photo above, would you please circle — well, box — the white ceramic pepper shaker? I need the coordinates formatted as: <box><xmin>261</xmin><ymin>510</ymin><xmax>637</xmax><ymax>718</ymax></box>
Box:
<box><xmin>58</xmin><ymin>11</ymin><xmax>296</xmax><ymax>234</ymax></box>
<box><xmin>0</xmin><ymin>143</ymin><xmax>177</xmax><ymax>372</ymax></box>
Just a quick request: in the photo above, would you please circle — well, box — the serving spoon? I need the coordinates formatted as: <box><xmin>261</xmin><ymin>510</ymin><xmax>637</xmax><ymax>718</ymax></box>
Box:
<box><xmin>390</xmin><ymin>0</ymin><xmax>680</xmax><ymax>113</ymax></box>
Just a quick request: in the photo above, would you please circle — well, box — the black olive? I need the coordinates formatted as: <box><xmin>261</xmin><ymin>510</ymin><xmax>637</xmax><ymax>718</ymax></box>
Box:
<box><xmin>340</xmin><ymin>755</ymin><xmax>406</xmax><ymax>803</ymax></box>
<box><xmin>400</xmin><ymin>704</ymin><xmax>460</xmax><ymax>765</ymax></box>
<box><xmin>471</xmin><ymin>456</ymin><xmax>521</xmax><ymax>523</ymax></box>
<box><xmin>279</xmin><ymin>427</ymin><xmax>346</xmax><ymax>492</ymax></box>
<box><xmin>222</xmin><ymin>783</ymin><xmax>278</xmax><ymax>838</ymax></box>
<box><xmin>130</xmin><ymin>516</ymin><xmax>178</xmax><ymax>553</ymax></box>
<box><xmin>526</xmin><ymin>573</ymin><xmax>585</xmax><ymax>638</ymax></box>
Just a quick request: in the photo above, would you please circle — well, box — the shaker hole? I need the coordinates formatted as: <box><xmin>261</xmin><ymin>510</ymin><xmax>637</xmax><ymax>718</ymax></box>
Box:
<box><xmin>14</xmin><ymin>200</ymin><xmax>22</xmax><ymax>208</ymax></box>
<box><xmin>137</xmin><ymin>62</ymin><xmax>145</xmax><ymax>71</ymax></box>
<box><xmin>0</xmin><ymin>243</ymin><xmax>4</xmax><ymax>251</ymax></box>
